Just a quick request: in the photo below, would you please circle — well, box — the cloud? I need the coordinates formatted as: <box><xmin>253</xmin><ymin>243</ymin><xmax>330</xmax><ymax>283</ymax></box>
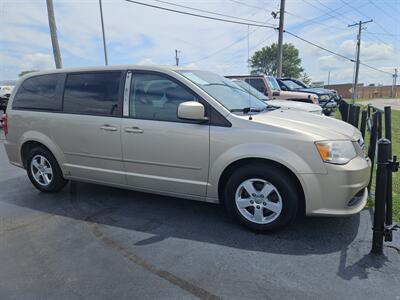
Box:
<box><xmin>20</xmin><ymin>52</ymin><xmax>54</xmax><ymax>71</ymax></box>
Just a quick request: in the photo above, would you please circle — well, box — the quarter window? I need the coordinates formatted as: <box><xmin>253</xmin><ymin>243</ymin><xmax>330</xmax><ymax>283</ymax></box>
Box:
<box><xmin>130</xmin><ymin>73</ymin><xmax>197</xmax><ymax>122</ymax></box>
<box><xmin>13</xmin><ymin>74</ymin><xmax>62</xmax><ymax>111</ymax></box>
<box><xmin>63</xmin><ymin>72</ymin><xmax>122</xmax><ymax>116</ymax></box>
<box><xmin>244</xmin><ymin>78</ymin><xmax>267</xmax><ymax>95</ymax></box>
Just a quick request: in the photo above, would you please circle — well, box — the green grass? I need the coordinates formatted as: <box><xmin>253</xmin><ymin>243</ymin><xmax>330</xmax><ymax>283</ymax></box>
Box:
<box><xmin>337</xmin><ymin>100</ymin><xmax>400</xmax><ymax>221</ymax></box>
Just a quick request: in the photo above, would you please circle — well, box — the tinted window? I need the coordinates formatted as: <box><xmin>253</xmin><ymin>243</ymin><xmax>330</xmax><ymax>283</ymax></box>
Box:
<box><xmin>63</xmin><ymin>72</ymin><xmax>122</xmax><ymax>116</ymax></box>
<box><xmin>244</xmin><ymin>78</ymin><xmax>266</xmax><ymax>95</ymax></box>
<box><xmin>13</xmin><ymin>74</ymin><xmax>61</xmax><ymax>111</ymax></box>
<box><xmin>130</xmin><ymin>73</ymin><xmax>197</xmax><ymax>122</ymax></box>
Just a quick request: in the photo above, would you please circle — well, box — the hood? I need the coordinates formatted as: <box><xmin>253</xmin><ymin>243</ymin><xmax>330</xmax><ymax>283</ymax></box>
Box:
<box><xmin>294</xmin><ymin>87</ymin><xmax>333</xmax><ymax>96</ymax></box>
<box><xmin>266</xmin><ymin>100</ymin><xmax>322</xmax><ymax>114</ymax></box>
<box><xmin>248</xmin><ymin>109</ymin><xmax>360</xmax><ymax>140</ymax></box>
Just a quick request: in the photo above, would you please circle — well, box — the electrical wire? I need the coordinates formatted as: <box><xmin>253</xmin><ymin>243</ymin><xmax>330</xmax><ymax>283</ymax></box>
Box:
<box><xmin>124</xmin><ymin>0</ymin><xmax>276</xmax><ymax>29</ymax></box>
<box><xmin>152</xmin><ymin>0</ymin><xmax>273</xmax><ymax>25</ymax></box>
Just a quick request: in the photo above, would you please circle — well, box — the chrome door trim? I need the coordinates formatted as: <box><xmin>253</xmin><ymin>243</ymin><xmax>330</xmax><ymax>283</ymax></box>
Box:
<box><xmin>123</xmin><ymin>71</ymin><xmax>132</xmax><ymax>117</ymax></box>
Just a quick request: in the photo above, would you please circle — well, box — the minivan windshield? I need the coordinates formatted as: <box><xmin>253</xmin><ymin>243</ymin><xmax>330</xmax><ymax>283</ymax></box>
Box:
<box><xmin>178</xmin><ymin>70</ymin><xmax>267</xmax><ymax>113</ymax></box>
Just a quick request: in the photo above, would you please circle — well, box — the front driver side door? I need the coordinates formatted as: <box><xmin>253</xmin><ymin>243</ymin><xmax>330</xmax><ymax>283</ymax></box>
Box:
<box><xmin>121</xmin><ymin>72</ymin><xmax>210</xmax><ymax>198</ymax></box>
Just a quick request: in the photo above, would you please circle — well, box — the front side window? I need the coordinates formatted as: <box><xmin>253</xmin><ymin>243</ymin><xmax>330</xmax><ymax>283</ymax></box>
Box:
<box><xmin>266</xmin><ymin>76</ymin><xmax>281</xmax><ymax>91</ymax></box>
<box><xmin>63</xmin><ymin>72</ymin><xmax>122</xmax><ymax>116</ymax></box>
<box><xmin>281</xmin><ymin>79</ymin><xmax>304</xmax><ymax>90</ymax></box>
<box><xmin>129</xmin><ymin>73</ymin><xmax>197</xmax><ymax>122</ymax></box>
<box><xmin>13</xmin><ymin>74</ymin><xmax>62</xmax><ymax>111</ymax></box>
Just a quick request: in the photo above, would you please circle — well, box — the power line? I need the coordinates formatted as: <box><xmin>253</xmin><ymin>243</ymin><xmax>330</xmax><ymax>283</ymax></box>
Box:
<box><xmin>284</xmin><ymin>30</ymin><xmax>392</xmax><ymax>76</ymax></box>
<box><xmin>184</xmin><ymin>17</ymin><xmax>275</xmax><ymax>64</ymax></box>
<box><xmin>339</xmin><ymin>0</ymin><xmax>394</xmax><ymax>37</ymax></box>
<box><xmin>284</xmin><ymin>30</ymin><xmax>353</xmax><ymax>62</ymax></box>
<box><xmin>227</xmin><ymin>0</ymin><xmax>270</xmax><ymax>12</ymax></box>
<box><xmin>152</xmin><ymin>0</ymin><xmax>272</xmax><ymax>25</ymax></box>
<box><xmin>123</xmin><ymin>0</ymin><xmax>392</xmax><ymax>77</ymax></box>
<box><xmin>124</xmin><ymin>0</ymin><xmax>276</xmax><ymax>29</ymax></box>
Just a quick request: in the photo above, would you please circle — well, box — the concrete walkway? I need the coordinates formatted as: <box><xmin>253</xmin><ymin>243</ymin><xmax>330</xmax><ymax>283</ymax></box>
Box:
<box><xmin>359</xmin><ymin>98</ymin><xmax>400</xmax><ymax>110</ymax></box>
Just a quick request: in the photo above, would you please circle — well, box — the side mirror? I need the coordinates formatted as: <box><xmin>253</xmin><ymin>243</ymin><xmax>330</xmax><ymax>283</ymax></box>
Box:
<box><xmin>272</xmin><ymin>91</ymin><xmax>280</xmax><ymax>97</ymax></box>
<box><xmin>177</xmin><ymin>101</ymin><xmax>206</xmax><ymax>121</ymax></box>
<box><xmin>281</xmin><ymin>85</ymin><xmax>288</xmax><ymax>91</ymax></box>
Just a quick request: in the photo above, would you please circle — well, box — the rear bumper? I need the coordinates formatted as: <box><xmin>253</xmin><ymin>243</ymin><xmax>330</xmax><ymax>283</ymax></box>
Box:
<box><xmin>301</xmin><ymin>156</ymin><xmax>371</xmax><ymax>216</ymax></box>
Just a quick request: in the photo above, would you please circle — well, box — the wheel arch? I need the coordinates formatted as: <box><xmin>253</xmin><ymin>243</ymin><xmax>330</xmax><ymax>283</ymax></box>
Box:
<box><xmin>19</xmin><ymin>132</ymin><xmax>65</xmax><ymax>170</ymax></box>
<box><xmin>217</xmin><ymin>158</ymin><xmax>306</xmax><ymax>215</ymax></box>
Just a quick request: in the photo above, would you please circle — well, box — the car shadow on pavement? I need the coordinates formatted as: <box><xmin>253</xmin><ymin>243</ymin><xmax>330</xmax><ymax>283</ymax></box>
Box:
<box><xmin>0</xmin><ymin>176</ymin><xmax>365</xmax><ymax>257</ymax></box>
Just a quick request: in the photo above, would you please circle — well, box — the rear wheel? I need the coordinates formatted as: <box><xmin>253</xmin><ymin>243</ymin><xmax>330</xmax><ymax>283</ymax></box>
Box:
<box><xmin>224</xmin><ymin>164</ymin><xmax>299</xmax><ymax>232</ymax></box>
<box><xmin>26</xmin><ymin>147</ymin><xmax>68</xmax><ymax>193</ymax></box>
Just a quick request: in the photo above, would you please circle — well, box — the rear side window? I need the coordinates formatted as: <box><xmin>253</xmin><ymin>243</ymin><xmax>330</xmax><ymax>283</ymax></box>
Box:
<box><xmin>244</xmin><ymin>78</ymin><xmax>266</xmax><ymax>94</ymax></box>
<box><xmin>63</xmin><ymin>72</ymin><xmax>122</xmax><ymax>116</ymax></box>
<box><xmin>13</xmin><ymin>74</ymin><xmax>62</xmax><ymax>111</ymax></box>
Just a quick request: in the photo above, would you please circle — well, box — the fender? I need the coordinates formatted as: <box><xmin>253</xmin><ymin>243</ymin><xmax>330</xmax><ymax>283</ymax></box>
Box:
<box><xmin>18</xmin><ymin>130</ymin><xmax>66</xmax><ymax>171</ymax></box>
<box><xmin>207</xmin><ymin>143</ymin><xmax>327</xmax><ymax>199</ymax></box>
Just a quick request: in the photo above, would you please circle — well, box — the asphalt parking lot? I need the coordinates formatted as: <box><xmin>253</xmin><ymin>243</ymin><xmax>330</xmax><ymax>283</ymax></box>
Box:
<box><xmin>0</xmin><ymin>130</ymin><xmax>399</xmax><ymax>300</ymax></box>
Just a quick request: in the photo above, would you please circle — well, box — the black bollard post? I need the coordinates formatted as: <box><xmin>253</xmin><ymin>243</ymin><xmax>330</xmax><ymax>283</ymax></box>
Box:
<box><xmin>348</xmin><ymin>104</ymin><xmax>355</xmax><ymax>125</ymax></box>
<box><xmin>360</xmin><ymin>110</ymin><xmax>367</xmax><ymax>139</ymax></box>
<box><xmin>367</xmin><ymin>112</ymin><xmax>378</xmax><ymax>193</ymax></box>
<box><xmin>371</xmin><ymin>139</ymin><xmax>390</xmax><ymax>255</ymax></box>
<box><xmin>384</xmin><ymin>107</ymin><xmax>392</xmax><ymax>232</ymax></box>
<box><xmin>354</xmin><ymin>105</ymin><xmax>360</xmax><ymax>128</ymax></box>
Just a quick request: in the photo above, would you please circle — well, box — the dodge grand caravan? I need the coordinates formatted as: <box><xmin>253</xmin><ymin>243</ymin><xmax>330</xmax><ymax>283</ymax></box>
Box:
<box><xmin>2</xmin><ymin>66</ymin><xmax>371</xmax><ymax>231</ymax></box>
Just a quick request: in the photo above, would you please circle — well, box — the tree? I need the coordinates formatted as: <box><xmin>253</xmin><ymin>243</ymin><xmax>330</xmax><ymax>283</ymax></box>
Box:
<box><xmin>300</xmin><ymin>72</ymin><xmax>312</xmax><ymax>86</ymax></box>
<box><xmin>18</xmin><ymin>70</ymin><xmax>37</xmax><ymax>77</ymax></box>
<box><xmin>249</xmin><ymin>43</ymin><xmax>304</xmax><ymax>78</ymax></box>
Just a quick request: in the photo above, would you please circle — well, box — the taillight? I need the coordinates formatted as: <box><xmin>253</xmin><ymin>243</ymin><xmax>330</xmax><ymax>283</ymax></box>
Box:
<box><xmin>1</xmin><ymin>113</ymin><xmax>7</xmax><ymax>135</ymax></box>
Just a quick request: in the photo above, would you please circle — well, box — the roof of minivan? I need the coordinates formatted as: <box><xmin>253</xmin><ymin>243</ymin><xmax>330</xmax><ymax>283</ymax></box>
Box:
<box><xmin>20</xmin><ymin>65</ymin><xmax>196</xmax><ymax>79</ymax></box>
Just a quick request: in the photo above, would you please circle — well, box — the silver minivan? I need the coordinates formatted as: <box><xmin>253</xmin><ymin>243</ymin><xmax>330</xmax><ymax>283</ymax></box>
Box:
<box><xmin>2</xmin><ymin>66</ymin><xmax>371</xmax><ymax>231</ymax></box>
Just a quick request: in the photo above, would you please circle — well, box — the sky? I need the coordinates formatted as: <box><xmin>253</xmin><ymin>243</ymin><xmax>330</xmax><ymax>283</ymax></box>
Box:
<box><xmin>0</xmin><ymin>0</ymin><xmax>399</xmax><ymax>85</ymax></box>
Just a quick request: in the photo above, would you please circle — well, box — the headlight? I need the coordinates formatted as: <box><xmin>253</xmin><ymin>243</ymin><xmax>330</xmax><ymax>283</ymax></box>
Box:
<box><xmin>315</xmin><ymin>141</ymin><xmax>357</xmax><ymax>164</ymax></box>
<box><xmin>319</xmin><ymin>94</ymin><xmax>330</xmax><ymax>101</ymax></box>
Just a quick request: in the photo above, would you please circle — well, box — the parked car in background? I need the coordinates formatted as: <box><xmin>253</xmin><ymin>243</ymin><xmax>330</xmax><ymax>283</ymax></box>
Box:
<box><xmin>3</xmin><ymin>66</ymin><xmax>370</xmax><ymax>232</ymax></box>
<box><xmin>226</xmin><ymin>75</ymin><xmax>319</xmax><ymax>105</ymax></box>
<box><xmin>231</xmin><ymin>79</ymin><xmax>322</xmax><ymax>114</ymax></box>
<box><xmin>0</xmin><ymin>86</ymin><xmax>13</xmax><ymax>112</ymax></box>
<box><xmin>277</xmin><ymin>78</ymin><xmax>339</xmax><ymax>116</ymax></box>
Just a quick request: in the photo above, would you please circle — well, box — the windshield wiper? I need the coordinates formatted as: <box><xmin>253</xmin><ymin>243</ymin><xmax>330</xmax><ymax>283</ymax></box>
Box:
<box><xmin>230</xmin><ymin>107</ymin><xmax>263</xmax><ymax>113</ymax></box>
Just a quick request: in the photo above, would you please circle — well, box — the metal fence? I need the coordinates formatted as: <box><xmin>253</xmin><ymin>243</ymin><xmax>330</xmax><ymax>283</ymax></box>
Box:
<box><xmin>339</xmin><ymin>100</ymin><xmax>399</xmax><ymax>254</ymax></box>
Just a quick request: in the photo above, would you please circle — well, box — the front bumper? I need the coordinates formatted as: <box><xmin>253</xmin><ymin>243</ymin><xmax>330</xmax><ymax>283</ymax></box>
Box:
<box><xmin>301</xmin><ymin>156</ymin><xmax>371</xmax><ymax>216</ymax></box>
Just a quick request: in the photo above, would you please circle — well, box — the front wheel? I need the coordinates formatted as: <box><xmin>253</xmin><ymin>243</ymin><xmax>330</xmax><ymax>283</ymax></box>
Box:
<box><xmin>224</xmin><ymin>164</ymin><xmax>299</xmax><ymax>232</ymax></box>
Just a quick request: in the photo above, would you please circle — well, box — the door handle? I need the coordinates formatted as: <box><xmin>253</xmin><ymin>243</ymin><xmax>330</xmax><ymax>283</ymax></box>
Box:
<box><xmin>100</xmin><ymin>125</ymin><xmax>118</xmax><ymax>131</ymax></box>
<box><xmin>124</xmin><ymin>127</ymin><xmax>144</xmax><ymax>134</ymax></box>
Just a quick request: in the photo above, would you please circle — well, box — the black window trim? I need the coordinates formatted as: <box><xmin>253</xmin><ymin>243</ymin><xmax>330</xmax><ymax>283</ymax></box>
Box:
<box><xmin>126</xmin><ymin>70</ymin><xmax>231</xmax><ymax>127</ymax></box>
<box><xmin>12</xmin><ymin>73</ymin><xmax>64</xmax><ymax>112</ymax></box>
<box><xmin>61</xmin><ymin>70</ymin><xmax>126</xmax><ymax>118</ymax></box>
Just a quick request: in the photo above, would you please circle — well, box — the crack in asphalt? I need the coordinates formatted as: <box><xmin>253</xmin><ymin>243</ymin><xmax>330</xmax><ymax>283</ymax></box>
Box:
<box><xmin>68</xmin><ymin>182</ymin><xmax>221</xmax><ymax>300</ymax></box>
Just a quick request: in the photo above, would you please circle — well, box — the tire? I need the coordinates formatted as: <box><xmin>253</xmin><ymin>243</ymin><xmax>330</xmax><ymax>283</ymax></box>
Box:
<box><xmin>224</xmin><ymin>164</ymin><xmax>299</xmax><ymax>232</ymax></box>
<box><xmin>26</xmin><ymin>146</ymin><xmax>68</xmax><ymax>193</ymax></box>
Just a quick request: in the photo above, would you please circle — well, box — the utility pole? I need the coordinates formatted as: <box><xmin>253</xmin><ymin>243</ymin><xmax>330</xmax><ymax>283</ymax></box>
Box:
<box><xmin>327</xmin><ymin>71</ymin><xmax>331</xmax><ymax>86</ymax></box>
<box><xmin>348</xmin><ymin>19</ymin><xmax>373</xmax><ymax>103</ymax></box>
<box><xmin>99</xmin><ymin>0</ymin><xmax>108</xmax><ymax>65</ymax></box>
<box><xmin>46</xmin><ymin>0</ymin><xmax>62</xmax><ymax>69</ymax></box>
<box><xmin>175</xmin><ymin>49</ymin><xmax>180</xmax><ymax>66</ymax></box>
<box><xmin>276</xmin><ymin>0</ymin><xmax>285</xmax><ymax>77</ymax></box>
<box><xmin>392</xmin><ymin>68</ymin><xmax>398</xmax><ymax>98</ymax></box>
